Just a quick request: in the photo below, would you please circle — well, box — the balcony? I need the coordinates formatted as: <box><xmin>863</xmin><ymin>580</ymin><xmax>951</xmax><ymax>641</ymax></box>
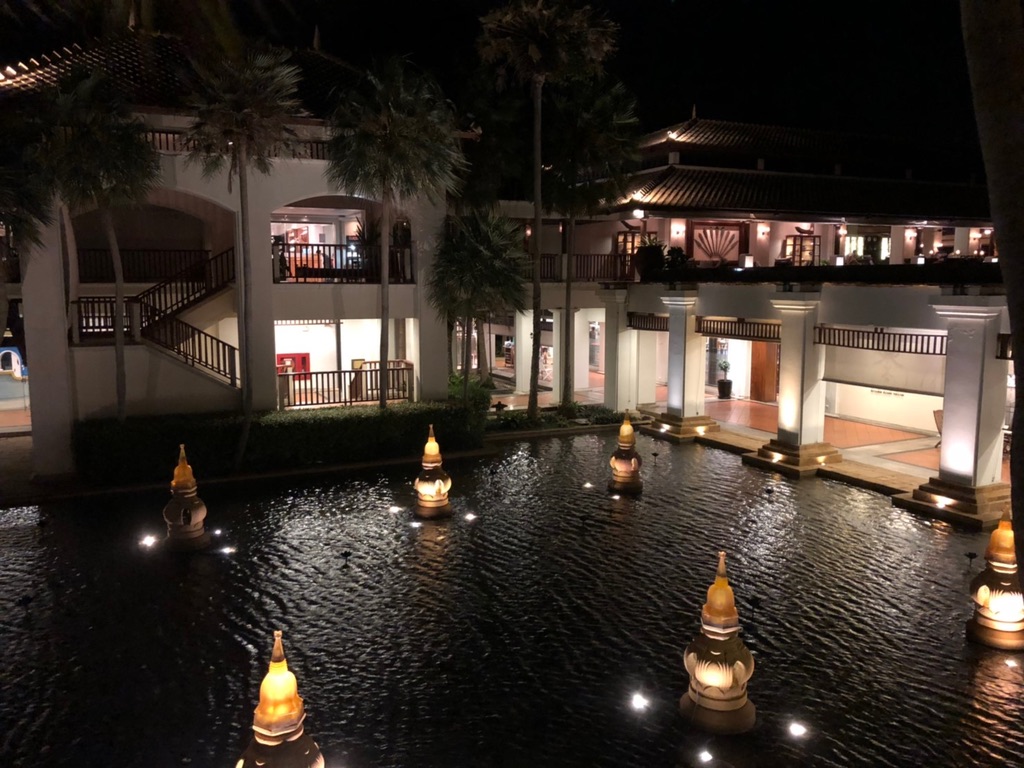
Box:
<box><xmin>273</xmin><ymin>244</ymin><xmax>415</xmax><ymax>285</ymax></box>
<box><xmin>277</xmin><ymin>360</ymin><xmax>414</xmax><ymax>408</ymax></box>
<box><xmin>78</xmin><ymin>249</ymin><xmax>210</xmax><ymax>283</ymax></box>
<box><xmin>523</xmin><ymin>253</ymin><xmax>636</xmax><ymax>283</ymax></box>
<box><xmin>143</xmin><ymin>129</ymin><xmax>326</xmax><ymax>161</ymax></box>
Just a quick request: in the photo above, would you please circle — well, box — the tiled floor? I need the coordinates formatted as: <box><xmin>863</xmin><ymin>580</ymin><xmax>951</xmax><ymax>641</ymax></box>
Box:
<box><xmin>883</xmin><ymin>446</ymin><xmax>1012</xmax><ymax>483</ymax></box>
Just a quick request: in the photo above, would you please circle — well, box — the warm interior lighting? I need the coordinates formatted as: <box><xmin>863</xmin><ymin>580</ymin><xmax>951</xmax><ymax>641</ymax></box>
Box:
<box><xmin>837</xmin><ymin>224</ymin><xmax>848</xmax><ymax>237</ymax></box>
<box><xmin>984</xmin><ymin>228</ymin><xmax>993</xmax><ymax>236</ymax></box>
<box><xmin>758</xmin><ymin>224</ymin><xmax>770</xmax><ymax>237</ymax></box>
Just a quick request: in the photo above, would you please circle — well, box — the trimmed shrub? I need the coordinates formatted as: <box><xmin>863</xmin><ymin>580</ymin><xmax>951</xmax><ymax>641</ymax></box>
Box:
<box><xmin>73</xmin><ymin>401</ymin><xmax>485</xmax><ymax>485</ymax></box>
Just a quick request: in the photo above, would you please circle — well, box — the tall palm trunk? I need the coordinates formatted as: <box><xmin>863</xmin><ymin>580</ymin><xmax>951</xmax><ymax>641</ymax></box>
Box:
<box><xmin>101</xmin><ymin>208</ymin><xmax>127</xmax><ymax>422</ymax></box>
<box><xmin>462</xmin><ymin>314</ymin><xmax>473</xmax><ymax>404</ymax></box>
<box><xmin>561</xmin><ymin>215</ymin><xmax>576</xmax><ymax>410</ymax></box>
<box><xmin>961</xmin><ymin>0</ymin><xmax>1024</xmax><ymax>568</ymax></box>
<box><xmin>233</xmin><ymin>147</ymin><xmax>254</xmax><ymax>470</ymax></box>
<box><xmin>379</xmin><ymin>195</ymin><xmax>391</xmax><ymax>409</ymax></box>
<box><xmin>60</xmin><ymin>203</ymin><xmax>80</xmax><ymax>326</ymax></box>
<box><xmin>528</xmin><ymin>75</ymin><xmax>544</xmax><ymax>419</ymax></box>
<box><xmin>477</xmin><ymin>314</ymin><xmax>492</xmax><ymax>387</ymax></box>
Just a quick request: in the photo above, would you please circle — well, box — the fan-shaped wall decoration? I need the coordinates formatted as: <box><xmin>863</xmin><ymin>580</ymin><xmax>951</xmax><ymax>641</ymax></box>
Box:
<box><xmin>695</xmin><ymin>227</ymin><xmax>739</xmax><ymax>262</ymax></box>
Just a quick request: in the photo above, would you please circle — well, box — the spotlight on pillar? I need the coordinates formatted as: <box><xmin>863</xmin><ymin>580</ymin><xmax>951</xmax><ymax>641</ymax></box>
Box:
<box><xmin>414</xmin><ymin>425</ymin><xmax>452</xmax><ymax>518</ymax></box>
<box><xmin>237</xmin><ymin>631</ymin><xmax>325</xmax><ymax>768</ymax></box>
<box><xmin>966</xmin><ymin>508</ymin><xmax>1024</xmax><ymax>650</ymax></box>
<box><xmin>162</xmin><ymin>444</ymin><xmax>211</xmax><ymax>551</ymax></box>
<box><xmin>680</xmin><ymin>551</ymin><xmax>756</xmax><ymax>734</ymax></box>
<box><xmin>608</xmin><ymin>413</ymin><xmax>643</xmax><ymax>495</ymax></box>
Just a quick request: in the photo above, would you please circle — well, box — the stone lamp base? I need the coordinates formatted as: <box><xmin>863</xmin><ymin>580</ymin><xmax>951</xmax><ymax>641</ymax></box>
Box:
<box><xmin>679</xmin><ymin>694</ymin><xmax>757</xmax><ymax>735</ymax></box>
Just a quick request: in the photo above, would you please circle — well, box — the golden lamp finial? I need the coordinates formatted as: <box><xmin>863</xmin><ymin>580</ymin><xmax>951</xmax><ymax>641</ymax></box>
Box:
<box><xmin>985</xmin><ymin>506</ymin><xmax>1017</xmax><ymax>567</ymax></box>
<box><xmin>253</xmin><ymin>630</ymin><xmax>305</xmax><ymax>740</ymax></box>
<box><xmin>618</xmin><ymin>412</ymin><xmax>635</xmax><ymax>447</ymax></box>
<box><xmin>171</xmin><ymin>444</ymin><xmax>195</xmax><ymax>489</ymax></box>
<box><xmin>702</xmin><ymin>551</ymin><xmax>739</xmax><ymax>628</ymax></box>
<box><xmin>422</xmin><ymin>424</ymin><xmax>441</xmax><ymax>464</ymax></box>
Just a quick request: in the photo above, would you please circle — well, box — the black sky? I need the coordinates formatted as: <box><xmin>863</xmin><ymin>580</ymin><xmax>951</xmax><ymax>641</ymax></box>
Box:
<box><xmin>2</xmin><ymin>0</ymin><xmax>978</xmax><ymax>143</ymax></box>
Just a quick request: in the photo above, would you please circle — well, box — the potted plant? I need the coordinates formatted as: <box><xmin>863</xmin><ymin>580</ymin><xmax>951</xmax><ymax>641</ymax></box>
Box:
<box><xmin>663</xmin><ymin>245</ymin><xmax>693</xmax><ymax>285</ymax></box>
<box><xmin>634</xmin><ymin>234</ymin><xmax>665</xmax><ymax>282</ymax></box>
<box><xmin>717</xmin><ymin>359</ymin><xmax>732</xmax><ymax>399</ymax></box>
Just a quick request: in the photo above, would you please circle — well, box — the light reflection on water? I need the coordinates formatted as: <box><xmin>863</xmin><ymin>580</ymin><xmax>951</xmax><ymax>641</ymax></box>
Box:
<box><xmin>0</xmin><ymin>434</ymin><xmax>1021</xmax><ymax>767</ymax></box>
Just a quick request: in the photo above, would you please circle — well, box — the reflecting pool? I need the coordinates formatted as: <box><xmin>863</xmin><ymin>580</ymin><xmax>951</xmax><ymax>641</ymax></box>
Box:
<box><xmin>1</xmin><ymin>434</ymin><xmax>1022</xmax><ymax>767</ymax></box>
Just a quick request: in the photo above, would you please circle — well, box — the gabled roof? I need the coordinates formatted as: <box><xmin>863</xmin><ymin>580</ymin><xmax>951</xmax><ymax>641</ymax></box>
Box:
<box><xmin>640</xmin><ymin>117</ymin><xmax>978</xmax><ymax>173</ymax></box>
<box><xmin>0</xmin><ymin>33</ymin><xmax>358</xmax><ymax>120</ymax></box>
<box><xmin>617</xmin><ymin>165</ymin><xmax>990</xmax><ymax>224</ymax></box>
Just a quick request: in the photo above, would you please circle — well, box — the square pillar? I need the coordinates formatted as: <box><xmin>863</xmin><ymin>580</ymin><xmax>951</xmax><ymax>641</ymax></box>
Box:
<box><xmin>742</xmin><ymin>292</ymin><xmax>840</xmax><ymax>477</ymax></box>
<box><xmin>636</xmin><ymin>329</ymin><xmax>657</xmax><ymax>407</ymax></box>
<box><xmin>890</xmin><ymin>226</ymin><xmax>908</xmax><ymax>264</ymax></box>
<box><xmin>894</xmin><ymin>297</ymin><xmax>1009</xmax><ymax>528</ymax></box>
<box><xmin>550</xmin><ymin>308</ymin><xmax>563</xmax><ymax>404</ymax></box>
<box><xmin>573</xmin><ymin>309</ymin><xmax>589</xmax><ymax>392</ymax></box>
<box><xmin>514</xmin><ymin>309</ymin><xmax>533</xmax><ymax>395</ymax></box>
<box><xmin>598</xmin><ymin>289</ymin><xmax>627</xmax><ymax>411</ymax></box>
<box><xmin>644</xmin><ymin>291</ymin><xmax>719</xmax><ymax>442</ymax></box>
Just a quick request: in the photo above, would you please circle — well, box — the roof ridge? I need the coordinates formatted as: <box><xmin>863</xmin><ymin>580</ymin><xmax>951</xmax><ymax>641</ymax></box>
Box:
<box><xmin>665</xmin><ymin>163</ymin><xmax>984</xmax><ymax>188</ymax></box>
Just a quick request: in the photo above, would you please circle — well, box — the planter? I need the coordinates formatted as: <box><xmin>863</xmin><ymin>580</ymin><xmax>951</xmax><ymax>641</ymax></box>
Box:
<box><xmin>717</xmin><ymin>378</ymin><xmax>733</xmax><ymax>399</ymax></box>
<box><xmin>634</xmin><ymin>245</ymin><xmax>665</xmax><ymax>282</ymax></box>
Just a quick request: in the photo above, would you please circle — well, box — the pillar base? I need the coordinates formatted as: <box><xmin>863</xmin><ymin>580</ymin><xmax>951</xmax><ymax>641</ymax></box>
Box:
<box><xmin>641</xmin><ymin>413</ymin><xmax>721</xmax><ymax>444</ymax></box>
<box><xmin>608</xmin><ymin>476</ymin><xmax>643</xmax><ymax>496</ymax></box>
<box><xmin>164</xmin><ymin>530</ymin><xmax>212</xmax><ymax>552</ymax></box>
<box><xmin>415</xmin><ymin>501</ymin><xmax>452</xmax><ymax>520</ymax></box>
<box><xmin>678</xmin><ymin>695</ymin><xmax>756</xmax><ymax>735</ymax></box>
<box><xmin>966</xmin><ymin>618</ymin><xmax>1024</xmax><ymax>650</ymax></box>
<box><xmin>741</xmin><ymin>439</ymin><xmax>842</xmax><ymax>478</ymax></box>
<box><xmin>892</xmin><ymin>477</ymin><xmax>1010</xmax><ymax>530</ymax></box>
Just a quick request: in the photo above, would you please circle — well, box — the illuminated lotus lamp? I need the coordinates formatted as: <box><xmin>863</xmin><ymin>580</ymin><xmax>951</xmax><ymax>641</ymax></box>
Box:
<box><xmin>966</xmin><ymin>508</ymin><xmax>1024</xmax><ymax>650</ymax></box>
<box><xmin>162</xmin><ymin>444</ymin><xmax>210</xmax><ymax>550</ymax></box>
<box><xmin>414</xmin><ymin>424</ymin><xmax>452</xmax><ymax>518</ymax></box>
<box><xmin>608</xmin><ymin>413</ymin><xmax>643</xmax><ymax>495</ymax></box>
<box><xmin>680</xmin><ymin>552</ymin><xmax>757</xmax><ymax>734</ymax></box>
<box><xmin>237</xmin><ymin>631</ymin><xmax>325</xmax><ymax>768</ymax></box>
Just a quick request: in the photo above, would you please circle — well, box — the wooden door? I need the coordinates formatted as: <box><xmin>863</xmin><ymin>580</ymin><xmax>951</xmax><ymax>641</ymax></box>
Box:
<box><xmin>749</xmin><ymin>341</ymin><xmax>779</xmax><ymax>403</ymax></box>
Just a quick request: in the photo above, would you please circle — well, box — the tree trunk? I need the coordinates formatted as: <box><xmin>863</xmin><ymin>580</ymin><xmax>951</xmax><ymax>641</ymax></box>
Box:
<box><xmin>101</xmin><ymin>208</ymin><xmax>127</xmax><ymax>423</ymax></box>
<box><xmin>561</xmin><ymin>215</ymin><xmax>576</xmax><ymax>410</ymax></box>
<box><xmin>462</xmin><ymin>314</ymin><xmax>472</xmax><ymax>404</ymax></box>
<box><xmin>232</xmin><ymin>149</ymin><xmax>254</xmax><ymax>471</ymax></box>
<box><xmin>379</xmin><ymin>195</ymin><xmax>391</xmax><ymax>409</ymax></box>
<box><xmin>477</xmin><ymin>314</ymin><xmax>492</xmax><ymax>388</ymax></box>
<box><xmin>0</xmin><ymin>273</ymin><xmax>8</xmax><ymax>350</ymax></box>
<box><xmin>528</xmin><ymin>75</ymin><xmax>544</xmax><ymax>419</ymax></box>
<box><xmin>446</xmin><ymin>317</ymin><xmax>455</xmax><ymax>377</ymax></box>
<box><xmin>961</xmin><ymin>0</ymin><xmax>1024</xmax><ymax>567</ymax></box>
<box><xmin>60</xmin><ymin>202</ymin><xmax>79</xmax><ymax>328</ymax></box>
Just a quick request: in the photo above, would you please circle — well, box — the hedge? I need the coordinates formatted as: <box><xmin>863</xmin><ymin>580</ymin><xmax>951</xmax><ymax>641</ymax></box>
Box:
<box><xmin>74</xmin><ymin>401</ymin><xmax>486</xmax><ymax>485</ymax></box>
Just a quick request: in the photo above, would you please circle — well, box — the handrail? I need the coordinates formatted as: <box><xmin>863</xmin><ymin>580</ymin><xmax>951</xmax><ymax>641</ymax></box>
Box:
<box><xmin>814</xmin><ymin>326</ymin><xmax>947</xmax><ymax>355</ymax></box>
<box><xmin>77</xmin><ymin>248</ymin><xmax>209</xmax><ymax>283</ymax></box>
<box><xmin>275</xmin><ymin>243</ymin><xmax>415</xmax><ymax>284</ymax></box>
<box><xmin>143</xmin><ymin>129</ymin><xmax>326</xmax><ymax>161</ymax></box>
<box><xmin>277</xmin><ymin>364</ymin><xmax>414</xmax><ymax>408</ymax></box>
<box><xmin>523</xmin><ymin>253</ymin><xmax>635</xmax><ymax>283</ymax></box>
<box><xmin>72</xmin><ymin>296</ymin><xmax>134</xmax><ymax>339</ymax></box>
<box><xmin>145</xmin><ymin>315</ymin><xmax>238</xmax><ymax>387</ymax></box>
<box><xmin>137</xmin><ymin>247</ymin><xmax>235</xmax><ymax>325</ymax></box>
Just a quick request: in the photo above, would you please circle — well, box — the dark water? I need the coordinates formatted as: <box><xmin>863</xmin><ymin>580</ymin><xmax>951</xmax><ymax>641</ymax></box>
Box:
<box><xmin>1</xmin><ymin>435</ymin><xmax>1021</xmax><ymax>768</ymax></box>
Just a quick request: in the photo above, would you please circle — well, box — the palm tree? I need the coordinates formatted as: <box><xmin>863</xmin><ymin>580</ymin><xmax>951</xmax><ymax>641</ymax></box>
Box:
<box><xmin>427</xmin><ymin>212</ymin><xmax>528</xmax><ymax>404</ymax></box>
<box><xmin>961</xmin><ymin>0</ymin><xmax>1024</xmax><ymax>566</ymax></box>
<box><xmin>326</xmin><ymin>56</ymin><xmax>466</xmax><ymax>409</ymax></box>
<box><xmin>46</xmin><ymin>70</ymin><xmax>159</xmax><ymax>422</ymax></box>
<box><xmin>479</xmin><ymin>0</ymin><xmax>617</xmax><ymax>419</ymax></box>
<box><xmin>544</xmin><ymin>77</ymin><xmax>639</xmax><ymax>410</ymax></box>
<box><xmin>185</xmin><ymin>48</ymin><xmax>301</xmax><ymax>465</ymax></box>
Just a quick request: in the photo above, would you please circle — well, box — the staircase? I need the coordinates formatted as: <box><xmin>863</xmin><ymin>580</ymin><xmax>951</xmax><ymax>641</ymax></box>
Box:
<box><xmin>73</xmin><ymin>248</ymin><xmax>240</xmax><ymax>388</ymax></box>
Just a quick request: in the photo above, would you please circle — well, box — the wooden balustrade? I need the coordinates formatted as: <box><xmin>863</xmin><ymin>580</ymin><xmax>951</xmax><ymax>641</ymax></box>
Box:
<box><xmin>143</xmin><ymin>129</ymin><xmax>326</xmax><ymax>160</ymax></box>
<box><xmin>78</xmin><ymin>249</ymin><xmax>210</xmax><ymax>283</ymax></box>
<box><xmin>275</xmin><ymin>243</ymin><xmax>414</xmax><ymax>284</ymax></box>
<box><xmin>278</xmin><ymin>361</ymin><xmax>414</xmax><ymax>408</ymax></box>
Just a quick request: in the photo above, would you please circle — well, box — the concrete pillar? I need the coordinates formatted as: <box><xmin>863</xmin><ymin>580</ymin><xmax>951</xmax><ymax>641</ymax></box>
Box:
<box><xmin>889</xmin><ymin>226</ymin><xmax>907</xmax><ymax>264</ymax></box>
<box><xmin>645</xmin><ymin>291</ymin><xmax>719</xmax><ymax>442</ymax></box>
<box><xmin>894</xmin><ymin>297</ymin><xmax>1009</xmax><ymax>528</ymax></box>
<box><xmin>768</xmin><ymin>221</ymin><xmax>787</xmax><ymax>264</ymax></box>
<box><xmin>573</xmin><ymin>309</ymin><xmax>589</xmax><ymax>393</ymax></box>
<box><xmin>598</xmin><ymin>289</ymin><xmax>627</xmax><ymax>411</ymax></box>
<box><xmin>550</xmin><ymin>308</ymin><xmax>563</xmax><ymax>403</ymax></box>
<box><xmin>408</xmin><ymin>197</ymin><xmax>448</xmax><ymax>401</ymax></box>
<box><xmin>742</xmin><ymin>292</ymin><xmax>841</xmax><ymax>477</ymax></box>
<box><xmin>751</xmin><ymin>222</ymin><xmax>770</xmax><ymax>265</ymax></box>
<box><xmin>22</xmin><ymin>221</ymin><xmax>76</xmax><ymax>477</ymax></box>
<box><xmin>243</xmin><ymin>203</ymin><xmax>278</xmax><ymax>411</ymax></box>
<box><xmin>637</xmin><ymin>330</ymin><xmax>657</xmax><ymax>406</ymax></box>
<box><xmin>819</xmin><ymin>224</ymin><xmax>836</xmax><ymax>264</ymax></box>
<box><xmin>920</xmin><ymin>227</ymin><xmax>940</xmax><ymax>255</ymax></box>
<box><xmin>514</xmin><ymin>309</ymin><xmax>533</xmax><ymax>395</ymax></box>
<box><xmin>954</xmin><ymin>227</ymin><xmax>971</xmax><ymax>257</ymax></box>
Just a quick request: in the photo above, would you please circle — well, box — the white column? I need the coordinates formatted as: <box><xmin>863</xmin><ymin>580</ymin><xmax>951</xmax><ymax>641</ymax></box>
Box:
<box><xmin>661</xmin><ymin>293</ymin><xmax>704</xmax><ymax>418</ymax></box>
<box><xmin>768</xmin><ymin>221</ymin><xmax>788</xmax><ymax>264</ymax></box>
<box><xmin>636</xmin><ymin>330</ymin><xmax>657</xmax><ymax>406</ymax></box>
<box><xmin>573</xmin><ymin>309</ymin><xmax>589</xmax><ymax>392</ymax></box>
<box><xmin>920</xmin><ymin>227</ymin><xmax>940</xmax><ymax>255</ymax></box>
<box><xmin>932</xmin><ymin>299</ymin><xmax>1007</xmax><ymax>486</ymax></box>
<box><xmin>953</xmin><ymin>227</ymin><xmax>971</xmax><ymax>257</ymax></box>
<box><xmin>771</xmin><ymin>294</ymin><xmax>826</xmax><ymax>446</ymax></box>
<box><xmin>409</xmin><ymin>197</ymin><xmax>449</xmax><ymax>401</ymax></box>
<box><xmin>598</xmin><ymin>289</ymin><xmax>627</xmax><ymax>410</ymax></box>
<box><xmin>617</xmin><ymin>327</ymin><xmax>640</xmax><ymax>411</ymax></box>
<box><xmin>819</xmin><ymin>224</ymin><xmax>836</xmax><ymax>264</ymax></box>
<box><xmin>514</xmin><ymin>310</ymin><xmax>533</xmax><ymax>394</ymax></box>
<box><xmin>550</xmin><ymin>308</ymin><xmax>563</xmax><ymax>403</ymax></box>
<box><xmin>244</xmin><ymin>203</ymin><xmax>278</xmax><ymax>411</ymax></box>
<box><xmin>22</xmin><ymin>221</ymin><xmax>76</xmax><ymax>476</ymax></box>
<box><xmin>890</xmin><ymin>226</ymin><xmax>907</xmax><ymax>264</ymax></box>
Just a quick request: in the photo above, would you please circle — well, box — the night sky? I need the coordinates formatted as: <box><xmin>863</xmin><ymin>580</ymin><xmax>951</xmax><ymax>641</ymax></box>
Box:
<box><xmin>2</xmin><ymin>0</ymin><xmax>978</xmax><ymax>143</ymax></box>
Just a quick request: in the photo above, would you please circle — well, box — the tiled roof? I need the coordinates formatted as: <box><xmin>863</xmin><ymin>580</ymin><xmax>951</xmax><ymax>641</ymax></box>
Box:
<box><xmin>640</xmin><ymin>118</ymin><xmax>970</xmax><ymax>166</ymax></box>
<box><xmin>618</xmin><ymin>165</ymin><xmax>990</xmax><ymax>223</ymax></box>
<box><xmin>0</xmin><ymin>33</ymin><xmax>356</xmax><ymax>120</ymax></box>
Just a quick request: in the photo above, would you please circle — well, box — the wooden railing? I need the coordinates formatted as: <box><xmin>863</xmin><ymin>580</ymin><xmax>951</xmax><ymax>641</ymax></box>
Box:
<box><xmin>275</xmin><ymin>243</ymin><xmax>415</xmax><ymax>284</ymax></box>
<box><xmin>521</xmin><ymin>253</ymin><xmax>634</xmax><ymax>283</ymax></box>
<box><xmin>78</xmin><ymin>249</ymin><xmax>210</xmax><ymax>283</ymax></box>
<box><xmin>143</xmin><ymin>129</ymin><xmax>327</xmax><ymax>161</ymax></box>
<box><xmin>145</xmin><ymin>315</ymin><xmax>238</xmax><ymax>386</ymax></box>
<box><xmin>278</xmin><ymin>361</ymin><xmax>414</xmax><ymax>408</ymax></box>
<box><xmin>814</xmin><ymin>326</ymin><xmax>947</xmax><ymax>355</ymax></box>
<box><xmin>696</xmin><ymin>317</ymin><xmax>781</xmax><ymax>342</ymax></box>
<box><xmin>73</xmin><ymin>296</ymin><xmax>134</xmax><ymax>340</ymax></box>
<box><xmin>137</xmin><ymin>248</ymin><xmax>234</xmax><ymax>323</ymax></box>
<box><xmin>627</xmin><ymin>312</ymin><xmax>669</xmax><ymax>332</ymax></box>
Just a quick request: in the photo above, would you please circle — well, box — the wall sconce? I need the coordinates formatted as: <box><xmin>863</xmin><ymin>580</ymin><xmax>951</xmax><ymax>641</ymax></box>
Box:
<box><xmin>837</xmin><ymin>224</ymin><xmax>848</xmax><ymax>237</ymax></box>
<box><xmin>983</xmin><ymin>228</ymin><xmax>993</xmax><ymax>236</ymax></box>
<box><xmin>672</xmin><ymin>224</ymin><xmax>685</xmax><ymax>238</ymax></box>
<box><xmin>525</xmin><ymin>225</ymin><xmax>532</xmax><ymax>238</ymax></box>
<box><xmin>757</xmin><ymin>224</ymin><xmax>770</xmax><ymax>238</ymax></box>
<box><xmin>970</xmin><ymin>231</ymin><xmax>980</xmax><ymax>240</ymax></box>
<box><xmin>632</xmin><ymin>209</ymin><xmax>645</xmax><ymax>219</ymax></box>
<box><xmin>906</xmin><ymin>228</ymin><xmax>917</xmax><ymax>240</ymax></box>
<box><xmin>559</xmin><ymin>222</ymin><xmax>564</xmax><ymax>233</ymax></box>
